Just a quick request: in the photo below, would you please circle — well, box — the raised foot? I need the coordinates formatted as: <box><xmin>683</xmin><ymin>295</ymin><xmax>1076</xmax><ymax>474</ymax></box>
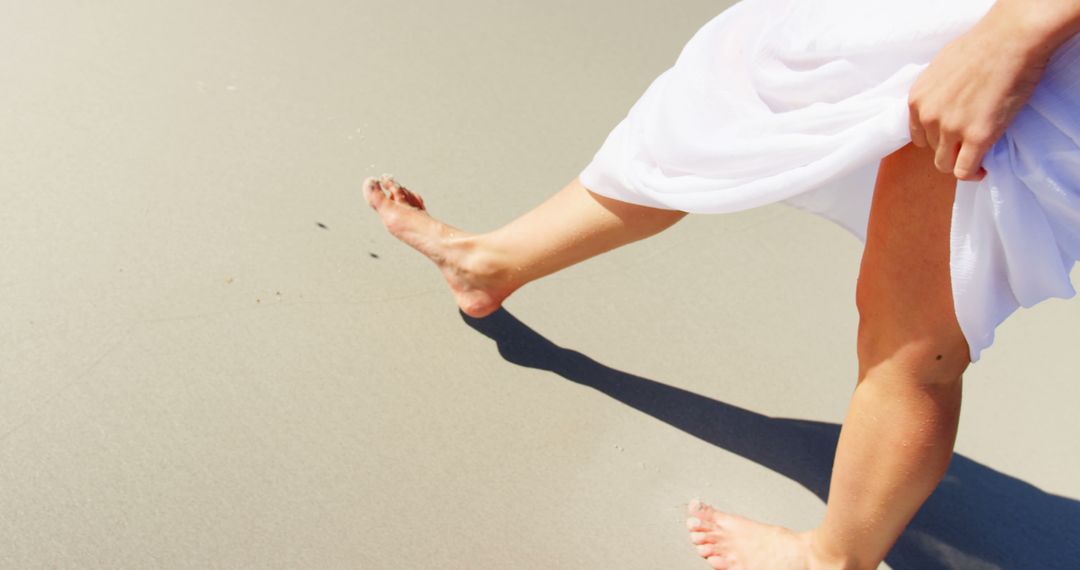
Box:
<box><xmin>687</xmin><ymin>500</ymin><xmax>853</xmax><ymax>570</ymax></box>
<box><xmin>362</xmin><ymin>175</ymin><xmax>516</xmax><ymax>317</ymax></box>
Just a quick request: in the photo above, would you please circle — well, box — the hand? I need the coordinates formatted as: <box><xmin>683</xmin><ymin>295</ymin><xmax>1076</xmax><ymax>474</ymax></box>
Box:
<box><xmin>908</xmin><ymin>5</ymin><xmax>1052</xmax><ymax>181</ymax></box>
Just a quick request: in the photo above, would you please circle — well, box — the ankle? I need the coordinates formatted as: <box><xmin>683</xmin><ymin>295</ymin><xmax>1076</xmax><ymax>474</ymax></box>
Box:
<box><xmin>803</xmin><ymin>531</ymin><xmax>864</xmax><ymax>570</ymax></box>
<box><xmin>450</xmin><ymin>234</ymin><xmax>516</xmax><ymax>287</ymax></box>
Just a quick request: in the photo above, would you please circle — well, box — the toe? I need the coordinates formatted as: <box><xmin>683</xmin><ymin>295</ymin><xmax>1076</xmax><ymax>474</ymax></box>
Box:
<box><xmin>399</xmin><ymin>185</ymin><xmax>425</xmax><ymax>210</ymax></box>
<box><xmin>363</xmin><ymin>177</ymin><xmax>385</xmax><ymax>210</ymax></box>
<box><xmin>693</xmin><ymin>500</ymin><xmax>719</xmax><ymax>520</ymax></box>
<box><xmin>689</xmin><ymin>531</ymin><xmax>713</xmax><ymax>545</ymax></box>
<box><xmin>709</xmin><ymin>511</ymin><xmax>740</xmax><ymax>532</ymax></box>
<box><xmin>689</xmin><ymin>499</ymin><xmax>720</xmax><ymax>524</ymax></box>
<box><xmin>381</xmin><ymin>174</ymin><xmax>408</xmax><ymax>202</ymax></box>
<box><xmin>696</xmin><ymin>543</ymin><xmax>716</xmax><ymax>558</ymax></box>
<box><xmin>706</xmin><ymin>555</ymin><xmax>728</xmax><ymax>569</ymax></box>
<box><xmin>687</xmin><ymin>517</ymin><xmax>712</xmax><ymax>532</ymax></box>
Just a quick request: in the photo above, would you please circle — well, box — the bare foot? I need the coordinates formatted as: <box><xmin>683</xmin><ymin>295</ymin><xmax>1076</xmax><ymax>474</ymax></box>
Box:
<box><xmin>686</xmin><ymin>500</ymin><xmax>850</xmax><ymax>570</ymax></box>
<box><xmin>363</xmin><ymin>175</ymin><xmax>516</xmax><ymax>317</ymax></box>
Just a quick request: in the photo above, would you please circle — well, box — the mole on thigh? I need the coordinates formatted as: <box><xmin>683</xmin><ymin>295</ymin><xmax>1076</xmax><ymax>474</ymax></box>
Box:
<box><xmin>857</xmin><ymin>144</ymin><xmax>969</xmax><ymax>368</ymax></box>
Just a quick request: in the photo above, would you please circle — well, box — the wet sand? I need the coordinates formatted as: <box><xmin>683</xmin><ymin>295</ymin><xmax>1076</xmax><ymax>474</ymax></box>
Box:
<box><xmin>4</xmin><ymin>1</ymin><xmax>1080</xmax><ymax>568</ymax></box>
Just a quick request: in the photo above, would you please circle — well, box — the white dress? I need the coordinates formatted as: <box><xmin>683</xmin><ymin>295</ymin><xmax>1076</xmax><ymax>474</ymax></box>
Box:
<box><xmin>580</xmin><ymin>0</ymin><xmax>1080</xmax><ymax>361</ymax></box>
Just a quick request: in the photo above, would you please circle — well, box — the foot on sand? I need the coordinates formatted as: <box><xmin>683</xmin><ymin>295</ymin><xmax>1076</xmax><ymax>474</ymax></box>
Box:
<box><xmin>363</xmin><ymin>175</ymin><xmax>515</xmax><ymax>317</ymax></box>
<box><xmin>686</xmin><ymin>500</ymin><xmax>849</xmax><ymax>570</ymax></box>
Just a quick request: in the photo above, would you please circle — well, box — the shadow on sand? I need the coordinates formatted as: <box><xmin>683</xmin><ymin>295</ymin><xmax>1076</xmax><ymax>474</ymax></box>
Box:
<box><xmin>463</xmin><ymin>309</ymin><xmax>1080</xmax><ymax>570</ymax></box>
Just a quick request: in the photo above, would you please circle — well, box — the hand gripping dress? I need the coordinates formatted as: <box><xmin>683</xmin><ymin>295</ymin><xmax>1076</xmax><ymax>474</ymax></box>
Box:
<box><xmin>579</xmin><ymin>0</ymin><xmax>1080</xmax><ymax>361</ymax></box>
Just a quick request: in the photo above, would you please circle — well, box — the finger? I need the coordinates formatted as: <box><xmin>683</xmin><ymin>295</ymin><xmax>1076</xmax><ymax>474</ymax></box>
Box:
<box><xmin>954</xmin><ymin>142</ymin><xmax>989</xmax><ymax>181</ymax></box>
<box><xmin>909</xmin><ymin>112</ymin><xmax>929</xmax><ymax>149</ymax></box>
<box><xmin>924</xmin><ymin>121</ymin><xmax>940</xmax><ymax>153</ymax></box>
<box><xmin>934</xmin><ymin>136</ymin><xmax>960</xmax><ymax>175</ymax></box>
<box><xmin>910</xmin><ymin>124</ymin><xmax>929</xmax><ymax>148</ymax></box>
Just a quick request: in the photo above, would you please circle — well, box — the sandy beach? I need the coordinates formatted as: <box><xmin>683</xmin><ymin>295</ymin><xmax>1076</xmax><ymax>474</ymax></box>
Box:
<box><xmin>4</xmin><ymin>0</ymin><xmax>1080</xmax><ymax>568</ymax></box>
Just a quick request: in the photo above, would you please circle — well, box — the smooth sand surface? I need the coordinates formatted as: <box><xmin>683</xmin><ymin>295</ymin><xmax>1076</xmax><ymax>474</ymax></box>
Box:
<box><xmin>4</xmin><ymin>1</ymin><xmax>1080</xmax><ymax>568</ymax></box>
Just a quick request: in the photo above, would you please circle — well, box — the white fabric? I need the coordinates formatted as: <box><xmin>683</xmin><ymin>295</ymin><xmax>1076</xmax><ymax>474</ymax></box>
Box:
<box><xmin>580</xmin><ymin>0</ymin><xmax>1080</xmax><ymax>361</ymax></box>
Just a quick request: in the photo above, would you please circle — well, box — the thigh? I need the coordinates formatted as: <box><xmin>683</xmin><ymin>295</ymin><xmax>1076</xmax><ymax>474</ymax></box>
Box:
<box><xmin>856</xmin><ymin>144</ymin><xmax>970</xmax><ymax>376</ymax></box>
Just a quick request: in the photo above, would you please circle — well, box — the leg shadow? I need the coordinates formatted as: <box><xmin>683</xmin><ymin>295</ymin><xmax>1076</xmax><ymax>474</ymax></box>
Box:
<box><xmin>462</xmin><ymin>309</ymin><xmax>1080</xmax><ymax>570</ymax></box>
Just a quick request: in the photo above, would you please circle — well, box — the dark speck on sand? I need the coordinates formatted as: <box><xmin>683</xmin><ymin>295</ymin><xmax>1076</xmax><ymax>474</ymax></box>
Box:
<box><xmin>369</xmin><ymin>252</ymin><xmax>380</xmax><ymax>259</ymax></box>
<box><xmin>316</xmin><ymin>222</ymin><xmax>328</xmax><ymax>229</ymax></box>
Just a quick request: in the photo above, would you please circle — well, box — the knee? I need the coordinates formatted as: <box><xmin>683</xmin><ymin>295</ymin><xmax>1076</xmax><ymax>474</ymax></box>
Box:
<box><xmin>857</xmin><ymin>325</ymin><xmax>969</xmax><ymax>386</ymax></box>
<box><xmin>856</xmin><ymin>291</ymin><xmax>970</xmax><ymax>385</ymax></box>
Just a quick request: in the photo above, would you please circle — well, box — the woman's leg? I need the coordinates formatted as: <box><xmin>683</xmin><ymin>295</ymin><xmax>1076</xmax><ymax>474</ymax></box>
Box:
<box><xmin>364</xmin><ymin>175</ymin><xmax>687</xmax><ymax>316</ymax></box>
<box><xmin>812</xmin><ymin>143</ymin><xmax>969</xmax><ymax>566</ymax></box>
<box><xmin>687</xmin><ymin>144</ymin><xmax>969</xmax><ymax>569</ymax></box>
